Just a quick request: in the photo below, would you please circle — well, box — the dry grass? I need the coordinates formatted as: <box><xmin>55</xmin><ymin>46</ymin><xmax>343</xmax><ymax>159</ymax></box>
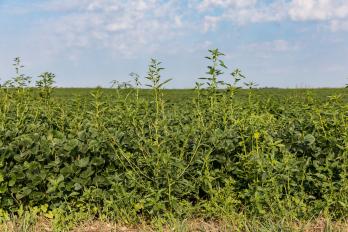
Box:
<box><xmin>302</xmin><ymin>217</ymin><xmax>348</xmax><ymax>232</ymax></box>
<box><xmin>1</xmin><ymin>218</ymin><xmax>348</xmax><ymax>232</ymax></box>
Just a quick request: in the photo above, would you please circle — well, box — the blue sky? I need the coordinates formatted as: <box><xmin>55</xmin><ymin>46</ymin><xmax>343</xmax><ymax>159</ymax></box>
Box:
<box><xmin>0</xmin><ymin>0</ymin><xmax>347</xmax><ymax>88</ymax></box>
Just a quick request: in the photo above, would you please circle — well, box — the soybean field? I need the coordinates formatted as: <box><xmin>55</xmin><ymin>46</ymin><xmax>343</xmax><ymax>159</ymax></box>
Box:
<box><xmin>0</xmin><ymin>51</ymin><xmax>348</xmax><ymax>231</ymax></box>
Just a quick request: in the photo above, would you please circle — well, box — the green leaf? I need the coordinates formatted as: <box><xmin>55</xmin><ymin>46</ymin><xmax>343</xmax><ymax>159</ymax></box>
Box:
<box><xmin>91</xmin><ymin>157</ymin><xmax>105</xmax><ymax>166</ymax></box>
<box><xmin>76</xmin><ymin>157</ymin><xmax>90</xmax><ymax>168</ymax></box>
<box><xmin>17</xmin><ymin>187</ymin><xmax>32</xmax><ymax>200</ymax></box>
<box><xmin>0</xmin><ymin>184</ymin><xmax>7</xmax><ymax>194</ymax></box>
<box><xmin>304</xmin><ymin>134</ymin><xmax>315</xmax><ymax>145</ymax></box>
<box><xmin>219</xmin><ymin>60</ymin><xmax>227</xmax><ymax>69</ymax></box>
<box><xmin>9</xmin><ymin>178</ymin><xmax>16</xmax><ymax>187</ymax></box>
<box><xmin>74</xmin><ymin>183</ymin><xmax>82</xmax><ymax>191</ymax></box>
<box><xmin>60</xmin><ymin>165</ymin><xmax>75</xmax><ymax>176</ymax></box>
<box><xmin>57</xmin><ymin>175</ymin><xmax>64</xmax><ymax>184</ymax></box>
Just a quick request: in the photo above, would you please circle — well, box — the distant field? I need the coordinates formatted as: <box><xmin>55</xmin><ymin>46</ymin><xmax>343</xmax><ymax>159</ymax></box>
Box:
<box><xmin>53</xmin><ymin>87</ymin><xmax>348</xmax><ymax>102</ymax></box>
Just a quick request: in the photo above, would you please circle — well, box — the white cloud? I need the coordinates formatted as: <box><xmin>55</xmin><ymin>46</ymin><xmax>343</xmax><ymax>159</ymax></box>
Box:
<box><xmin>289</xmin><ymin>0</ymin><xmax>348</xmax><ymax>21</ymax></box>
<box><xmin>330</xmin><ymin>19</ymin><xmax>348</xmax><ymax>31</ymax></box>
<box><xmin>203</xmin><ymin>16</ymin><xmax>222</xmax><ymax>31</ymax></box>
<box><xmin>105</xmin><ymin>22</ymin><xmax>132</xmax><ymax>32</ymax></box>
<box><xmin>199</xmin><ymin>0</ymin><xmax>348</xmax><ymax>30</ymax></box>
<box><xmin>200</xmin><ymin>1</ymin><xmax>288</xmax><ymax>26</ymax></box>
<box><xmin>29</xmin><ymin>0</ymin><xmax>190</xmax><ymax>57</ymax></box>
<box><xmin>230</xmin><ymin>1</ymin><xmax>288</xmax><ymax>24</ymax></box>
<box><xmin>4</xmin><ymin>0</ymin><xmax>348</xmax><ymax>59</ymax></box>
<box><xmin>246</xmin><ymin>40</ymin><xmax>299</xmax><ymax>53</ymax></box>
<box><xmin>288</xmin><ymin>1</ymin><xmax>348</xmax><ymax>33</ymax></box>
<box><xmin>198</xmin><ymin>0</ymin><xmax>257</xmax><ymax>11</ymax></box>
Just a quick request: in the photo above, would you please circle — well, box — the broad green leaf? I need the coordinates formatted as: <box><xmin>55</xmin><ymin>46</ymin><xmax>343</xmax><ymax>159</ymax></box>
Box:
<box><xmin>76</xmin><ymin>157</ymin><xmax>90</xmax><ymax>168</ymax></box>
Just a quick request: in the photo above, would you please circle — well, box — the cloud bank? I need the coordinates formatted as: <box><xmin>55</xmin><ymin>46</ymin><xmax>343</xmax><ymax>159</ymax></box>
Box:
<box><xmin>199</xmin><ymin>0</ymin><xmax>348</xmax><ymax>30</ymax></box>
<box><xmin>3</xmin><ymin>0</ymin><xmax>348</xmax><ymax>56</ymax></box>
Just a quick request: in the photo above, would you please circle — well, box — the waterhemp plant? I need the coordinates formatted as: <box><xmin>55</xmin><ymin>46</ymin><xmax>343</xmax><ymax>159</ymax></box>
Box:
<box><xmin>145</xmin><ymin>58</ymin><xmax>172</xmax><ymax>117</ymax></box>
<box><xmin>130</xmin><ymin>72</ymin><xmax>141</xmax><ymax>102</ymax></box>
<box><xmin>36</xmin><ymin>72</ymin><xmax>55</xmax><ymax>100</ymax></box>
<box><xmin>200</xmin><ymin>48</ymin><xmax>227</xmax><ymax>91</ymax></box>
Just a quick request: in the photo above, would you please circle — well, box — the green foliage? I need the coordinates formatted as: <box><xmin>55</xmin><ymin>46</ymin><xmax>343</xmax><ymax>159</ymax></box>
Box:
<box><xmin>1</xmin><ymin>57</ymin><xmax>31</xmax><ymax>93</ymax></box>
<box><xmin>200</xmin><ymin>48</ymin><xmax>227</xmax><ymax>92</ymax></box>
<box><xmin>12</xmin><ymin>57</ymin><xmax>32</xmax><ymax>88</ymax></box>
<box><xmin>36</xmin><ymin>72</ymin><xmax>55</xmax><ymax>100</ymax></box>
<box><xmin>0</xmin><ymin>50</ymin><xmax>348</xmax><ymax>228</ymax></box>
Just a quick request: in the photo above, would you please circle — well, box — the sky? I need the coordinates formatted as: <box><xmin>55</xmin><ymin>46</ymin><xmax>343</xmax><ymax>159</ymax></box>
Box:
<box><xmin>0</xmin><ymin>0</ymin><xmax>347</xmax><ymax>88</ymax></box>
